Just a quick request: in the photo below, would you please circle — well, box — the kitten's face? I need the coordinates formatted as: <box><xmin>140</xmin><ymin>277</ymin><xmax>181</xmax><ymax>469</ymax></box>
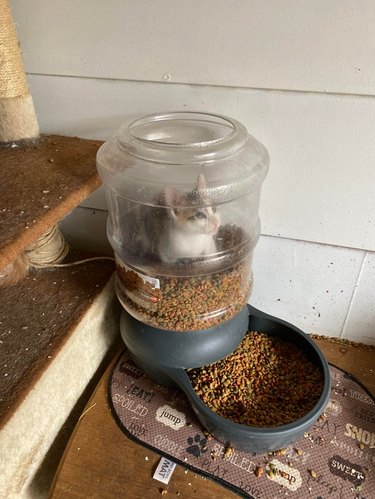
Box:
<box><xmin>173</xmin><ymin>204</ymin><xmax>220</xmax><ymax>235</ymax></box>
<box><xmin>164</xmin><ymin>174</ymin><xmax>220</xmax><ymax>235</ymax></box>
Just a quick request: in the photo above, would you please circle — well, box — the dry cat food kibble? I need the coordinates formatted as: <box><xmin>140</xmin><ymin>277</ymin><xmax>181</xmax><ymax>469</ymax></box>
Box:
<box><xmin>116</xmin><ymin>225</ymin><xmax>253</xmax><ymax>331</ymax></box>
<box><xmin>116</xmin><ymin>261</ymin><xmax>251</xmax><ymax>331</ymax></box>
<box><xmin>188</xmin><ymin>331</ymin><xmax>324</xmax><ymax>427</ymax></box>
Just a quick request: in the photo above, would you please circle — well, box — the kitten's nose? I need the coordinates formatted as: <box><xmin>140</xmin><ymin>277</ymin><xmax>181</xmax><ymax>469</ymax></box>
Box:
<box><xmin>211</xmin><ymin>221</ymin><xmax>219</xmax><ymax>234</ymax></box>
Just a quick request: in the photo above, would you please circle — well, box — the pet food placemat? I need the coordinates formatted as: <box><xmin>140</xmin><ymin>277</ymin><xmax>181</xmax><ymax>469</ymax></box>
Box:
<box><xmin>108</xmin><ymin>350</ymin><xmax>375</xmax><ymax>498</ymax></box>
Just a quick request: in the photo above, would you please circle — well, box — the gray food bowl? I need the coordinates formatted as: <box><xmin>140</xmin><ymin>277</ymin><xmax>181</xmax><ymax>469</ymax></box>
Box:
<box><xmin>120</xmin><ymin>305</ymin><xmax>249</xmax><ymax>371</ymax></box>
<box><xmin>121</xmin><ymin>305</ymin><xmax>331</xmax><ymax>454</ymax></box>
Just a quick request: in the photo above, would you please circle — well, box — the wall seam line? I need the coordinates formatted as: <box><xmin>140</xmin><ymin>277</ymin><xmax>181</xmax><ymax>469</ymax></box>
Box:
<box><xmin>27</xmin><ymin>72</ymin><xmax>375</xmax><ymax>100</ymax></box>
<box><xmin>259</xmin><ymin>233</ymin><xmax>375</xmax><ymax>254</ymax></box>
<box><xmin>339</xmin><ymin>251</ymin><xmax>367</xmax><ymax>338</ymax></box>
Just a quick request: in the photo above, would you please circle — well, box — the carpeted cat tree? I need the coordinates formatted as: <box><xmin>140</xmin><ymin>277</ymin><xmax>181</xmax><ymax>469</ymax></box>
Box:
<box><xmin>0</xmin><ymin>2</ymin><xmax>120</xmax><ymax>497</ymax></box>
<box><xmin>0</xmin><ymin>0</ymin><xmax>39</xmax><ymax>142</ymax></box>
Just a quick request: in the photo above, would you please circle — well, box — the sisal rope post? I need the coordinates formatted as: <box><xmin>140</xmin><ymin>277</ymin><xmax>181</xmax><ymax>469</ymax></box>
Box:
<box><xmin>0</xmin><ymin>0</ymin><xmax>39</xmax><ymax>142</ymax></box>
<box><xmin>0</xmin><ymin>226</ymin><xmax>69</xmax><ymax>286</ymax></box>
<box><xmin>0</xmin><ymin>225</ymin><xmax>114</xmax><ymax>287</ymax></box>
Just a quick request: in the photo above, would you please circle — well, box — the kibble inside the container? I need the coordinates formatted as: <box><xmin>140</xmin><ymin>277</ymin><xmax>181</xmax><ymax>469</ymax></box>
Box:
<box><xmin>116</xmin><ymin>225</ymin><xmax>253</xmax><ymax>331</ymax></box>
<box><xmin>188</xmin><ymin>331</ymin><xmax>324</xmax><ymax>427</ymax></box>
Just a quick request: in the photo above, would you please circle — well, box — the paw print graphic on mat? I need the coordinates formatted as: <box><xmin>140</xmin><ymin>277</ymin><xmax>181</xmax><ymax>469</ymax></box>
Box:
<box><xmin>186</xmin><ymin>434</ymin><xmax>208</xmax><ymax>458</ymax></box>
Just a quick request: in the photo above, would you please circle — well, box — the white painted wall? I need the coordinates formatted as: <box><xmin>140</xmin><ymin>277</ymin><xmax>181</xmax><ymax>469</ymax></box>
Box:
<box><xmin>12</xmin><ymin>0</ymin><xmax>375</xmax><ymax>96</ymax></box>
<box><xmin>26</xmin><ymin>75</ymin><xmax>375</xmax><ymax>252</ymax></box>
<box><xmin>10</xmin><ymin>1</ymin><xmax>375</xmax><ymax>343</ymax></box>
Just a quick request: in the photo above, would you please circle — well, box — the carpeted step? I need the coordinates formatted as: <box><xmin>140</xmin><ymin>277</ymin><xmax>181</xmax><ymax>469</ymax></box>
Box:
<box><xmin>0</xmin><ymin>134</ymin><xmax>103</xmax><ymax>271</ymax></box>
<box><xmin>0</xmin><ymin>252</ymin><xmax>120</xmax><ymax>498</ymax></box>
<box><xmin>0</xmin><ymin>134</ymin><xmax>121</xmax><ymax>498</ymax></box>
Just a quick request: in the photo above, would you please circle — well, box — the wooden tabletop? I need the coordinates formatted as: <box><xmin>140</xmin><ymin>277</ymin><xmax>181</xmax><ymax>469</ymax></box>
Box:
<box><xmin>50</xmin><ymin>338</ymin><xmax>374</xmax><ymax>499</ymax></box>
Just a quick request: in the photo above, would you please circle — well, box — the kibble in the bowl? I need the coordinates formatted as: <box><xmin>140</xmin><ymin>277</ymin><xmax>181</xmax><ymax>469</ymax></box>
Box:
<box><xmin>188</xmin><ymin>331</ymin><xmax>324</xmax><ymax>427</ymax></box>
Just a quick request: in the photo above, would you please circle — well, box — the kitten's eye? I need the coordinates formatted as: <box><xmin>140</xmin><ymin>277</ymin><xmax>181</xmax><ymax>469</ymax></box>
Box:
<box><xmin>195</xmin><ymin>212</ymin><xmax>207</xmax><ymax>220</ymax></box>
<box><xmin>212</xmin><ymin>206</ymin><xmax>217</xmax><ymax>213</ymax></box>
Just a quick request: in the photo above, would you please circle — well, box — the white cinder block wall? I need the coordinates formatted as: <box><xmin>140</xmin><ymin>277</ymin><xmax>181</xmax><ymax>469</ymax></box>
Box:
<box><xmin>12</xmin><ymin>0</ymin><xmax>375</xmax><ymax>344</ymax></box>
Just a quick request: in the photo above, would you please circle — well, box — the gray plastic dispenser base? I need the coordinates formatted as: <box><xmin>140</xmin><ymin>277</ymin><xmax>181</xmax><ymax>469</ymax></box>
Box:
<box><xmin>120</xmin><ymin>305</ymin><xmax>331</xmax><ymax>454</ymax></box>
<box><xmin>120</xmin><ymin>305</ymin><xmax>249</xmax><ymax>370</ymax></box>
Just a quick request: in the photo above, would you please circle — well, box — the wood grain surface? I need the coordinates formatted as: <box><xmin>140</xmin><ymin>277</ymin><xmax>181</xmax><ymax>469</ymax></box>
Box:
<box><xmin>50</xmin><ymin>339</ymin><xmax>374</xmax><ymax>499</ymax></box>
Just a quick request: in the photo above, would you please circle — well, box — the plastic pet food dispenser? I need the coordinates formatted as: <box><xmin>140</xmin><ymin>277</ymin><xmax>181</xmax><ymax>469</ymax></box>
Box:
<box><xmin>97</xmin><ymin>112</ymin><xmax>330</xmax><ymax>452</ymax></box>
<box><xmin>97</xmin><ymin>112</ymin><xmax>269</xmax><ymax>369</ymax></box>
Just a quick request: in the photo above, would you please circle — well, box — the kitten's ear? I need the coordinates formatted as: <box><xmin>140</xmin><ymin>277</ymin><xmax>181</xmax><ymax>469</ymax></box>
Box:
<box><xmin>197</xmin><ymin>173</ymin><xmax>207</xmax><ymax>191</ymax></box>
<box><xmin>164</xmin><ymin>185</ymin><xmax>183</xmax><ymax>209</ymax></box>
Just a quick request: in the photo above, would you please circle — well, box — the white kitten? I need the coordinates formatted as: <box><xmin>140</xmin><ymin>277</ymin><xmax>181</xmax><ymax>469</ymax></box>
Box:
<box><xmin>134</xmin><ymin>174</ymin><xmax>220</xmax><ymax>264</ymax></box>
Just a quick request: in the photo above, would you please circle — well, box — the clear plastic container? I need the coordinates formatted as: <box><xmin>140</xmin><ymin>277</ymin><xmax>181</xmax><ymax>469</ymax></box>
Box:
<box><xmin>97</xmin><ymin>112</ymin><xmax>269</xmax><ymax>331</ymax></box>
